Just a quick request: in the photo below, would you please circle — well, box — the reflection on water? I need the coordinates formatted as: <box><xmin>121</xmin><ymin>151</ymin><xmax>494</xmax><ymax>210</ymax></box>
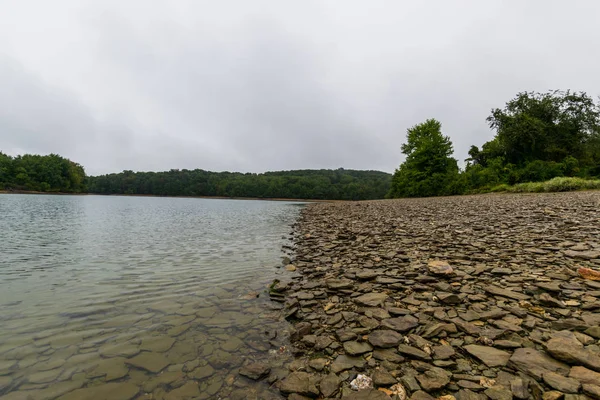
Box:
<box><xmin>0</xmin><ymin>194</ymin><xmax>301</xmax><ymax>399</ymax></box>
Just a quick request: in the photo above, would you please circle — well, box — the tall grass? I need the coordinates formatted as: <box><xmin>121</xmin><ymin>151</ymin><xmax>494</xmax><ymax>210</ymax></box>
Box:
<box><xmin>490</xmin><ymin>177</ymin><xmax>600</xmax><ymax>193</ymax></box>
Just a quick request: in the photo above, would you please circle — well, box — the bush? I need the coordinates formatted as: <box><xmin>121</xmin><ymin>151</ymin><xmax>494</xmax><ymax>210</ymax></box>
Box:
<box><xmin>507</xmin><ymin>177</ymin><xmax>600</xmax><ymax>193</ymax></box>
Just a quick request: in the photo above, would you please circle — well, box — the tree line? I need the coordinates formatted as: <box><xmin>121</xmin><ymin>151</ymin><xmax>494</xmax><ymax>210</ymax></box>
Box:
<box><xmin>0</xmin><ymin>153</ymin><xmax>86</xmax><ymax>193</ymax></box>
<box><xmin>2</xmin><ymin>90</ymin><xmax>599</xmax><ymax>200</ymax></box>
<box><xmin>388</xmin><ymin>90</ymin><xmax>600</xmax><ymax>198</ymax></box>
<box><xmin>87</xmin><ymin>169</ymin><xmax>391</xmax><ymax>200</ymax></box>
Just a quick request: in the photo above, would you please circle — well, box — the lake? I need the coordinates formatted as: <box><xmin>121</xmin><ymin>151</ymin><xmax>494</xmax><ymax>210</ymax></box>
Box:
<box><xmin>0</xmin><ymin>194</ymin><xmax>302</xmax><ymax>400</ymax></box>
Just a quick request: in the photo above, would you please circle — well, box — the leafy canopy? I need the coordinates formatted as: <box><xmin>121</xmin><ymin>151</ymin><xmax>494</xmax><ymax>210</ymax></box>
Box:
<box><xmin>387</xmin><ymin>119</ymin><xmax>459</xmax><ymax>198</ymax></box>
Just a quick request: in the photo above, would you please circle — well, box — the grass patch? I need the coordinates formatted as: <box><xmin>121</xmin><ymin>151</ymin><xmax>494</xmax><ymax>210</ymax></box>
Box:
<box><xmin>506</xmin><ymin>177</ymin><xmax>600</xmax><ymax>193</ymax></box>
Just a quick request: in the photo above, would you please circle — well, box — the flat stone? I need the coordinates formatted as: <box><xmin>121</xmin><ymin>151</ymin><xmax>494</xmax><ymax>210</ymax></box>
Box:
<box><xmin>570</xmin><ymin>366</ymin><xmax>600</xmax><ymax>386</ymax></box>
<box><xmin>142</xmin><ymin>371</ymin><xmax>185</xmax><ymax>392</ymax></box>
<box><xmin>464</xmin><ymin>345</ymin><xmax>511</xmax><ymax>367</ymax></box>
<box><xmin>369</xmin><ymin>330</ymin><xmax>403</xmax><ymax>348</ymax></box>
<box><xmin>279</xmin><ymin>371</ymin><xmax>320</xmax><ymax>397</ymax></box>
<box><xmin>437</xmin><ymin>292</ymin><xmax>461</xmax><ymax>304</ymax></box>
<box><xmin>509</xmin><ymin>348</ymin><xmax>570</xmax><ymax>379</ymax></box>
<box><xmin>331</xmin><ymin>355</ymin><xmax>365</xmax><ymax>373</ymax></box>
<box><xmin>342</xmin><ymin>389</ymin><xmax>392</xmax><ymax>400</ymax></box>
<box><xmin>239</xmin><ymin>362</ymin><xmax>270</xmax><ymax>380</ymax></box>
<box><xmin>320</xmin><ymin>373</ymin><xmax>341</xmax><ymax>397</ymax></box>
<box><xmin>373</xmin><ymin>348</ymin><xmax>405</xmax><ymax>363</ymax></box>
<box><xmin>343</xmin><ymin>341</ymin><xmax>373</xmax><ymax>356</ymax></box>
<box><xmin>416</xmin><ymin>366</ymin><xmax>450</xmax><ymax>392</ymax></box>
<box><xmin>381</xmin><ymin>315</ymin><xmax>419</xmax><ymax>332</ymax></box>
<box><xmin>582</xmin><ymin>384</ymin><xmax>600</xmax><ymax>399</ymax></box>
<box><xmin>355</xmin><ymin>293</ymin><xmax>388</xmax><ymax>307</ymax></box>
<box><xmin>433</xmin><ymin>345</ymin><xmax>455</xmax><ymax>360</ymax></box>
<box><xmin>484</xmin><ymin>285</ymin><xmax>530</xmax><ymax>300</ymax></box>
<box><xmin>99</xmin><ymin>342</ymin><xmax>140</xmax><ymax>358</ymax></box>
<box><xmin>327</xmin><ymin>279</ymin><xmax>354</xmax><ymax>290</ymax></box>
<box><xmin>410</xmin><ymin>391</ymin><xmax>436</xmax><ymax>400</ymax></box>
<box><xmin>455</xmin><ymin>389</ymin><xmax>487</xmax><ymax>400</ymax></box>
<box><xmin>398</xmin><ymin>344</ymin><xmax>431</xmax><ymax>360</ymax></box>
<box><xmin>58</xmin><ymin>382</ymin><xmax>139</xmax><ymax>400</ymax></box>
<box><xmin>221</xmin><ymin>336</ymin><xmax>244</xmax><ymax>352</ymax></box>
<box><xmin>140</xmin><ymin>336</ymin><xmax>175</xmax><ymax>353</ymax></box>
<box><xmin>190</xmin><ymin>364</ymin><xmax>214</xmax><ymax>379</ymax></box>
<box><xmin>125</xmin><ymin>352</ymin><xmax>170</xmax><ymax>373</ymax></box>
<box><xmin>28</xmin><ymin>367</ymin><xmax>63</xmax><ymax>384</ymax></box>
<box><xmin>372</xmin><ymin>369</ymin><xmax>398</xmax><ymax>386</ymax></box>
<box><xmin>546</xmin><ymin>336</ymin><xmax>600</xmax><ymax>371</ymax></box>
<box><xmin>484</xmin><ymin>386</ymin><xmax>513</xmax><ymax>400</ymax></box>
<box><xmin>543</xmin><ymin>371</ymin><xmax>581</xmax><ymax>393</ymax></box>
<box><xmin>428</xmin><ymin>260</ymin><xmax>454</xmax><ymax>275</ymax></box>
<box><xmin>308</xmin><ymin>358</ymin><xmax>328</xmax><ymax>371</ymax></box>
<box><xmin>164</xmin><ymin>381</ymin><xmax>200</xmax><ymax>400</ymax></box>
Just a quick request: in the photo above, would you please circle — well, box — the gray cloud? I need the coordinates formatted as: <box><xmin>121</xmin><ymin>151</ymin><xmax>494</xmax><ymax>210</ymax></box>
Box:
<box><xmin>1</xmin><ymin>1</ymin><xmax>600</xmax><ymax>175</ymax></box>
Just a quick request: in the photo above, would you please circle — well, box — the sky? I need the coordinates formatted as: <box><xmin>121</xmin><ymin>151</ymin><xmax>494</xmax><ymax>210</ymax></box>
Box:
<box><xmin>1</xmin><ymin>1</ymin><xmax>599</xmax><ymax>176</ymax></box>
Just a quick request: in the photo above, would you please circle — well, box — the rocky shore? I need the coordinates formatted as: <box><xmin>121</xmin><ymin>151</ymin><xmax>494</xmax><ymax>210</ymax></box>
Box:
<box><xmin>271</xmin><ymin>191</ymin><xmax>600</xmax><ymax>399</ymax></box>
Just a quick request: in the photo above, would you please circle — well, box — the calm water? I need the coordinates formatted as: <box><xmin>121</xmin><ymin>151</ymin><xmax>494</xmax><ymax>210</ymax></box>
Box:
<box><xmin>0</xmin><ymin>194</ymin><xmax>302</xmax><ymax>400</ymax></box>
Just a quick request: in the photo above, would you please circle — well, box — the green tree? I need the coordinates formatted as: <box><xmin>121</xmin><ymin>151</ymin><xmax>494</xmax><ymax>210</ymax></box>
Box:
<box><xmin>387</xmin><ymin>119</ymin><xmax>460</xmax><ymax>198</ymax></box>
<box><xmin>487</xmin><ymin>90</ymin><xmax>600</xmax><ymax>166</ymax></box>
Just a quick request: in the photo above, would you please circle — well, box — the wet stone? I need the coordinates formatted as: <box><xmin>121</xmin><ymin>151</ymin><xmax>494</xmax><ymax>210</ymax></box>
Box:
<box><xmin>279</xmin><ymin>371</ymin><xmax>320</xmax><ymax>397</ymax></box>
<box><xmin>239</xmin><ymin>362</ymin><xmax>270</xmax><ymax>380</ymax></box>
<box><xmin>125</xmin><ymin>352</ymin><xmax>170</xmax><ymax>373</ymax></box>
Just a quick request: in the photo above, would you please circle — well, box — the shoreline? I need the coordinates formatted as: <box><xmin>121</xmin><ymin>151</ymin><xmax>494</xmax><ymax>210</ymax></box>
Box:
<box><xmin>269</xmin><ymin>191</ymin><xmax>600</xmax><ymax>398</ymax></box>
<box><xmin>0</xmin><ymin>190</ymin><xmax>334</xmax><ymax>203</ymax></box>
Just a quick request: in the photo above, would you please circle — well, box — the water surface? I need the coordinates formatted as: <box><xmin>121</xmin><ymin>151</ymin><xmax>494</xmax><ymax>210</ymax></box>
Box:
<box><xmin>0</xmin><ymin>194</ymin><xmax>301</xmax><ymax>399</ymax></box>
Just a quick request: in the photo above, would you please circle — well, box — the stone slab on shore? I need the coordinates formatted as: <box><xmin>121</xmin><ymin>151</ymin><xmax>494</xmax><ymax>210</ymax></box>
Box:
<box><xmin>274</xmin><ymin>192</ymin><xmax>600</xmax><ymax>399</ymax></box>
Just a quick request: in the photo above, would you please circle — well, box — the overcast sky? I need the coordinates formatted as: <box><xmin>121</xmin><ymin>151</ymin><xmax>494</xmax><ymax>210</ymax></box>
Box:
<box><xmin>1</xmin><ymin>1</ymin><xmax>599</xmax><ymax>175</ymax></box>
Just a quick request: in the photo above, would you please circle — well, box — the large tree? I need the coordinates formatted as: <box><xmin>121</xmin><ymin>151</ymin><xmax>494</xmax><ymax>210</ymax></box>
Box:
<box><xmin>486</xmin><ymin>90</ymin><xmax>600</xmax><ymax>166</ymax></box>
<box><xmin>387</xmin><ymin>119</ymin><xmax>459</xmax><ymax>198</ymax></box>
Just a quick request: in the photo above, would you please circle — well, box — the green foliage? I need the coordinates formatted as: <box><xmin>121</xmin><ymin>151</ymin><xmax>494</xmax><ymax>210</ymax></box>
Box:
<box><xmin>460</xmin><ymin>90</ymin><xmax>600</xmax><ymax>194</ymax></box>
<box><xmin>507</xmin><ymin>177</ymin><xmax>600</xmax><ymax>193</ymax></box>
<box><xmin>387</xmin><ymin>119</ymin><xmax>460</xmax><ymax>198</ymax></box>
<box><xmin>487</xmin><ymin>90</ymin><xmax>600</xmax><ymax>165</ymax></box>
<box><xmin>87</xmin><ymin>168</ymin><xmax>391</xmax><ymax>201</ymax></box>
<box><xmin>0</xmin><ymin>152</ymin><xmax>86</xmax><ymax>193</ymax></box>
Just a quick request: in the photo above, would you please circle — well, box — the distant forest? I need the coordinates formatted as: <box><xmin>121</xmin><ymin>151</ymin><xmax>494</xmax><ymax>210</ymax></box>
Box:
<box><xmin>0</xmin><ymin>154</ymin><xmax>391</xmax><ymax>200</ymax></box>
<box><xmin>87</xmin><ymin>169</ymin><xmax>392</xmax><ymax>200</ymax></box>
<box><xmin>2</xmin><ymin>90</ymin><xmax>599</xmax><ymax>200</ymax></box>
<box><xmin>0</xmin><ymin>153</ymin><xmax>86</xmax><ymax>193</ymax></box>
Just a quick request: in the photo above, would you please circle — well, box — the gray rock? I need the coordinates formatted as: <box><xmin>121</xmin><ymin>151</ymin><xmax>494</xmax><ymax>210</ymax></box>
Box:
<box><xmin>543</xmin><ymin>371</ymin><xmax>581</xmax><ymax>394</ymax></box>
<box><xmin>372</xmin><ymin>369</ymin><xmax>397</xmax><ymax>386</ymax></box>
<box><xmin>239</xmin><ymin>362</ymin><xmax>270</xmax><ymax>380</ymax></box>
<box><xmin>569</xmin><ymin>366</ymin><xmax>600</xmax><ymax>386</ymax></box>
<box><xmin>546</xmin><ymin>336</ymin><xmax>600</xmax><ymax>371</ymax></box>
<box><xmin>437</xmin><ymin>292</ymin><xmax>461</xmax><ymax>304</ymax></box>
<box><xmin>410</xmin><ymin>391</ymin><xmax>436</xmax><ymax>400</ymax></box>
<box><xmin>582</xmin><ymin>384</ymin><xmax>600</xmax><ymax>399</ymax></box>
<box><xmin>319</xmin><ymin>373</ymin><xmax>341</xmax><ymax>397</ymax></box>
<box><xmin>373</xmin><ymin>348</ymin><xmax>405</xmax><ymax>363</ymax></box>
<box><xmin>381</xmin><ymin>316</ymin><xmax>419</xmax><ymax>332</ymax></box>
<box><xmin>355</xmin><ymin>293</ymin><xmax>388</xmax><ymax>307</ymax></box>
<box><xmin>368</xmin><ymin>330</ymin><xmax>403</xmax><ymax>348</ymax></box>
<box><xmin>279</xmin><ymin>371</ymin><xmax>320</xmax><ymax>397</ymax></box>
<box><xmin>464</xmin><ymin>345</ymin><xmax>511</xmax><ymax>367</ymax></box>
<box><xmin>342</xmin><ymin>389</ymin><xmax>392</xmax><ymax>400</ymax></box>
<box><xmin>343</xmin><ymin>341</ymin><xmax>373</xmax><ymax>356</ymax></box>
<box><xmin>416</xmin><ymin>366</ymin><xmax>450</xmax><ymax>392</ymax></box>
<box><xmin>509</xmin><ymin>348</ymin><xmax>570</xmax><ymax>379</ymax></box>
<box><xmin>397</xmin><ymin>344</ymin><xmax>431</xmax><ymax>360</ymax></box>
<box><xmin>484</xmin><ymin>386</ymin><xmax>514</xmax><ymax>400</ymax></box>
<box><xmin>510</xmin><ymin>377</ymin><xmax>529</xmax><ymax>400</ymax></box>
<box><xmin>456</xmin><ymin>389</ymin><xmax>487</xmax><ymax>400</ymax></box>
<box><xmin>331</xmin><ymin>354</ymin><xmax>365</xmax><ymax>373</ymax></box>
<box><xmin>484</xmin><ymin>285</ymin><xmax>530</xmax><ymax>300</ymax></box>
